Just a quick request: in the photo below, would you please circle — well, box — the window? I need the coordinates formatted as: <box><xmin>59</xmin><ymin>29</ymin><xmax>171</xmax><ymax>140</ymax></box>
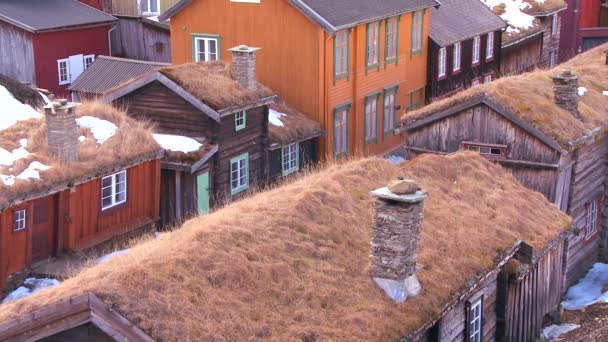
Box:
<box><xmin>486</xmin><ymin>32</ymin><xmax>494</xmax><ymax>60</ymax></box>
<box><xmin>230</xmin><ymin>153</ymin><xmax>249</xmax><ymax>195</ymax></box>
<box><xmin>453</xmin><ymin>42</ymin><xmax>461</xmax><ymax>72</ymax></box>
<box><xmin>472</xmin><ymin>77</ymin><xmax>481</xmax><ymax>87</ymax></box>
<box><xmin>411</xmin><ymin>10</ymin><xmax>425</xmax><ymax>54</ymax></box>
<box><xmin>385</xmin><ymin>17</ymin><xmax>399</xmax><ymax>63</ymax></box>
<box><xmin>101</xmin><ymin>170</ymin><xmax>127</xmax><ymax>210</ymax></box>
<box><xmin>141</xmin><ymin>0</ymin><xmax>160</xmax><ymax>15</ymax></box>
<box><xmin>334</xmin><ymin>105</ymin><xmax>350</xmax><ymax>157</ymax></box>
<box><xmin>585</xmin><ymin>196</ymin><xmax>601</xmax><ymax>239</ymax></box>
<box><xmin>13</xmin><ymin>209</ymin><xmax>26</xmax><ymax>231</ymax></box>
<box><xmin>383</xmin><ymin>86</ymin><xmax>398</xmax><ymax>135</ymax></box>
<box><xmin>84</xmin><ymin>54</ymin><xmax>95</xmax><ymax>69</ymax></box>
<box><xmin>468</xmin><ymin>300</ymin><xmax>483</xmax><ymax>342</ymax></box>
<box><xmin>193</xmin><ymin>35</ymin><xmax>219</xmax><ymax>62</ymax></box>
<box><xmin>438</xmin><ymin>47</ymin><xmax>447</xmax><ymax>79</ymax></box>
<box><xmin>472</xmin><ymin>36</ymin><xmax>481</xmax><ymax>65</ymax></box>
<box><xmin>462</xmin><ymin>142</ymin><xmax>506</xmax><ymax>159</ymax></box>
<box><xmin>552</xmin><ymin>14</ymin><xmax>559</xmax><ymax>36</ymax></box>
<box><xmin>366</xmin><ymin>22</ymin><xmax>380</xmax><ymax>69</ymax></box>
<box><xmin>58</xmin><ymin>59</ymin><xmax>69</xmax><ymax>85</ymax></box>
<box><xmin>550</xmin><ymin>52</ymin><xmax>557</xmax><ymax>68</ymax></box>
<box><xmin>365</xmin><ymin>93</ymin><xmax>379</xmax><ymax>144</ymax></box>
<box><xmin>334</xmin><ymin>30</ymin><xmax>349</xmax><ymax>79</ymax></box>
<box><xmin>407</xmin><ymin>88</ymin><xmax>424</xmax><ymax>112</ymax></box>
<box><xmin>484</xmin><ymin>74</ymin><xmax>493</xmax><ymax>83</ymax></box>
<box><xmin>281</xmin><ymin>143</ymin><xmax>299</xmax><ymax>176</ymax></box>
<box><xmin>235</xmin><ymin>111</ymin><xmax>246</xmax><ymax>131</ymax></box>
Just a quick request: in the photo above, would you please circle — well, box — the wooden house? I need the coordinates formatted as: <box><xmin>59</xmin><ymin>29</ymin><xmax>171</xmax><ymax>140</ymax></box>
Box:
<box><xmin>0</xmin><ymin>152</ymin><xmax>572</xmax><ymax>342</ymax></box>
<box><xmin>426</xmin><ymin>0</ymin><xmax>506</xmax><ymax>101</ymax></box>
<box><xmin>96</xmin><ymin>0</ymin><xmax>181</xmax><ymax>17</ymax></box>
<box><xmin>0</xmin><ymin>0</ymin><xmax>117</xmax><ymax>96</ymax></box>
<box><xmin>109</xmin><ymin>16</ymin><xmax>172</xmax><ymax>63</ymax></box>
<box><xmin>159</xmin><ymin>0</ymin><xmax>439</xmax><ymax>157</ymax></box>
<box><xmin>560</xmin><ymin>0</ymin><xmax>608</xmax><ymax>61</ymax></box>
<box><xmin>0</xmin><ymin>96</ymin><xmax>162</xmax><ymax>294</ymax></box>
<box><xmin>396</xmin><ymin>44</ymin><xmax>608</xmax><ymax>286</ymax></box>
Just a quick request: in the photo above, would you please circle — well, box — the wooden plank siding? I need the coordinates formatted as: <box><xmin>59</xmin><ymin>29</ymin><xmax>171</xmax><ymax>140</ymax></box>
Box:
<box><xmin>109</xmin><ymin>0</ymin><xmax>179</xmax><ymax>16</ymax></box>
<box><xmin>500</xmin><ymin>35</ymin><xmax>543</xmax><ymax>76</ymax></box>
<box><xmin>160</xmin><ymin>165</ymin><xmax>212</xmax><ymax>227</ymax></box>
<box><xmin>268</xmin><ymin>139</ymin><xmax>317</xmax><ymax>182</ymax></box>
<box><xmin>0</xmin><ymin>20</ymin><xmax>36</xmax><ymax>85</ymax></box>
<box><xmin>110</xmin><ymin>17</ymin><xmax>171</xmax><ymax>63</ymax></box>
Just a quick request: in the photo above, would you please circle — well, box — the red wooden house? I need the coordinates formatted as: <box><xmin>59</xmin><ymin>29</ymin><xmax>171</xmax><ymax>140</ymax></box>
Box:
<box><xmin>560</xmin><ymin>0</ymin><xmax>608</xmax><ymax>61</ymax></box>
<box><xmin>0</xmin><ymin>0</ymin><xmax>116</xmax><ymax>97</ymax></box>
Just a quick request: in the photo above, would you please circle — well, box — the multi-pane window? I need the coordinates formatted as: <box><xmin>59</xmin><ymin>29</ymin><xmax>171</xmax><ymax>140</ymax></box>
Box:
<box><xmin>586</xmin><ymin>197</ymin><xmax>601</xmax><ymax>239</ymax></box>
<box><xmin>468</xmin><ymin>300</ymin><xmax>483</xmax><ymax>342</ymax></box>
<box><xmin>472</xmin><ymin>78</ymin><xmax>481</xmax><ymax>87</ymax></box>
<box><xmin>101</xmin><ymin>170</ymin><xmax>127</xmax><ymax>210</ymax></box>
<box><xmin>13</xmin><ymin>209</ymin><xmax>26</xmax><ymax>231</ymax></box>
<box><xmin>365</xmin><ymin>94</ymin><xmax>379</xmax><ymax>143</ymax></box>
<box><xmin>235</xmin><ymin>111</ymin><xmax>246</xmax><ymax>131</ymax></box>
<box><xmin>366</xmin><ymin>22</ymin><xmax>380</xmax><ymax>68</ymax></box>
<box><xmin>334</xmin><ymin>30</ymin><xmax>349</xmax><ymax>78</ymax></box>
<box><xmin>194</xmin><ymin>36</ymin><xmax>219</xmax><ymax>62</ymax></box>
<box><xmin>58</xmin><ymin>59</ymin><xmax>69</xmax><ymax>85</ymax></box>
<box><xmin>84</xmin><ymin>55</ymin><xmax>95</xmax><ymax>69</ymax></box>
<box><xmin>334</xmin><ymin>106</ymin><xmax>349</xmax><ymax>157</ymax></box>
<box><xmin>484</xmin><ymin>74</ymin><xmax>493</xmax><ymax>83</ymax></box>
<box><xmin>486</xmin><ymin>32</ymin><xmax>494</xmax><ymax>60</ymax></box>
<box><xmin>472</xmin><ymin>36</ymin><xmax>481</xmax><ymax>65</ymax></box>
<box><xmin>230</xmin><ymin>153</ymin><xmax>249</xmax><ymax>195</ymax></box>
<box><xmin>438</xmin><ymin>47</ymin><xmax>447</xmax><ymax>78</ymax></box>
<box><xmin>411</xmin><ymin>10</ymin><xmax>424</xmax><ymax>54</ymax></box>
<box><xmin>463</xmin><ymin>142</ymin><xmax>506</xmax><ymax>159</ymax></box>
<box><xmin>453</xmin><ymin>42</ymin><xmax>461</xmax><ymax>72</ymax></box>
<box><xmin>383</xmin><ymin>87</ymin><xmax>397</xmax><ymax>135</ymax></box>
<box><xmin>141</xmin><ymin>0</ymin><xmax>160</xmax><ymax>15</ymax></box>
<box><xmin>550</xmin><ymin>52</ymin><xmax>557</xmax><ymax>68</ymax></box>
<box><xmin>408</xmin><ymin>88</ymin><xmax>424</xmax><ymax>112</ymax></box>
<box><xmin>385</xmin><ymin>17</ymin><xmax>399</xmax><ymax>62</ymax></box>
<box><xmin>552</xmin><ymin>14</ymin><xmax>559</xmax><ymax>35</ymax></box>
<box><xmin>281</xmin><ymin>143</ymin><xmax>299</xmax><ymax>176</ymax></box>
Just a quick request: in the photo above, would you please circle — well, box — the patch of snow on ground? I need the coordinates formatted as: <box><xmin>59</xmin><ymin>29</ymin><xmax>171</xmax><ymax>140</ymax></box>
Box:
<box><xmin>0</xmin><ymin>174</ymin><xmax>15</xmax><ymax>186</ymax></box>
<box><xmin>482</xmin><ymin>0</ymin><xmax>536</xmax><ymax>33</ymax></box>
<box><xmin>153</xmin><ymin>134</ymin><xmax>202</xmax><ymax>153</ymax></box>
<box><xmin>387</xmin><ymin>155</ymin><xmax>406</xmax><ymax>165</ymax></box>
<box><xmin>543</xmin><ymin>324</ymin><xmax>579</xmax><ymax>340</ymax></box>
<box><xmin>17</xmin><ymin>161</ymin><xmax>51</xmax><ymax>180</ymax></box>
<box><xmin>2</xmin><ymin>277</ymin><xmax>60</xmax><ymax>303</ymax></box>
<box><xmin>0</xmin><ymin>86</ymin><xmax>42</xmax><ymax>130</ymax></box>
<box><xmin>603</xmin><ymin>90</ymin><xmax>608</xmax><ymax>96</ymax></box>
<box><xmin>562</xmin><ymin>263</ymin><xmax>608</xmax><ymax>310</ymax></box>
<box><xmin>578</xmin><ymin>87</ymin><xmax>587</xmax><ymax>96</ymax></box>
<box><xmin>97</xmin><ymin>249</ymin><xmax>129</xmax><ymax>263</ymax></box>
<box><xmin>269</xmin><ymin>108</ymin><xmax>286</xmax><ymax>127</ymax></box>
<box><xmin>78</xmin><ymin>136</ymin><xmax>86</xmax><ymax>143</ymax></box>
<box><xmin>76</xmin><ymin>116</ymin><xmax>118</xmax><ymax>144</ymax></box>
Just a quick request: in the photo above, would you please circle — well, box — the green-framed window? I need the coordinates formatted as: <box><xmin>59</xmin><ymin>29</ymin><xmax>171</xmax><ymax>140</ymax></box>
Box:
<box><xmin>365</xmin><ymin>92</ymin><xmax>380</xmax><ymax>144</ymax></box>
<box><xmin>334</xmin><ymin>30</ymin><xmax>350</xmax><ymax>81</ymax></box>
<box><xmin>366</xmin><ymin>22</ymin><xmax>381</xmax><ymax>71</ymax></box>
<box><xmin>408</xmin><ymin>88</ymin><xmax>425</xmax><ymax>112</ymax></box>
<box><xmin>383</xmin><ymin>85</ymin><xmax>399</xmax><ymax>136</ymax></box>
<box><xmin>192</xmin><ymin>34</ymin><xmax>220</xmax><ymax>62</ymax></box>
<box><xmin>281</xmin><ymin>143</ymin><xmax>299</xmax><ymax>176</ymax></box>
<box><xmin>385</xmin><ymin>17</ymin><xmax>400</xmax><ymax>65</ymax></box>
<box><xmin>333</xmin><ymin>104</ymin><xmax>351</xmax><ymax>158</ymax></box>
<box><xmin>235</xmin><ymin>110</ymin><xmax>246</xmax><ymax>131</ymax></box>
<box><xmin>230</xmin><ymin>153</ymin><xmax>249</xmax><ymax>195</ymax></box>
<box><xmin>411</xmin><ymin>10</ymin><xmax>425</xmax><ymax>55</ymax></box>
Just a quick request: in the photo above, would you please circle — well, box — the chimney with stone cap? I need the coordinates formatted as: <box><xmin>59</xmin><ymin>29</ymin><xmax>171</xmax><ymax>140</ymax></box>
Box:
<box><xmin>551</xmin><ymin>70</ymin><xmax>580</xmax><ymax>119</ymax></box>
<box><xmin>369</xmin><ymin>178</ymin><xmax>427</xmax><ymax>303</ymax></box>
<box><xmin>228</xmin><ymin>45</ymin><xmax>261</xmax><ymax>91</ymax></box>
<box><xmin>44</xmin><ymin>99</ymin><xmax>80</xmax><ymax>163</ymax></box>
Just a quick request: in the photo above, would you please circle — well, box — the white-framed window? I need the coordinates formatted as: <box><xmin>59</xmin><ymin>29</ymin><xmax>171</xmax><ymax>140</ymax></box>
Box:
<box><xmin>334</xmin><ymin>105</ymin><xmax>350</xmax><ymax>157</ymax></box>
<box><xmin>586</xmin><ymin>196</ymin><xmax>601</xmax><ymax>239</ymax></box>
<box><xmin>366</xmin><ymin>22</ymin><xmax>380</xmax><ymax>67</ymax></box>
<box><xmin>58</xmin><ymin>58</ymin><xmax>69</xmax><ymax>85</ymax></box>
<box><xmin>468</xmin><ymin>300</ymin><xmax>483</xmax><ymax>342</ymax></box>
<box><xmin>484</xmin><ymin>74</ymin><xmax>493</xmax><ymax>83</ymax></box>
<box><xmin>13</xmin><ymin>209</ymin><xmax>26</xmax><ymax>231</ymax></box>
<box><xmin>438</xmin><ymin>47</ymin><xmax>447</xmax><ymax>78</ymax></box>
<box><xmin>235</xmin><ymin>111</ymin><xmax>246</xmax><ymax>131</ymax></box>
<box><xmin>230</xmin><ymin>153</ymin><xmax>249</xmax><ymax>195</ymax></box>
<box><xmin>193</xmin><ymin>36</ymin><xmax>219</xmax><ymax>62</ymax></box>
<box><xmin>101</xmin><ymin>170</ymin><xmax>127</xmax><ymax>210</ymax></box>
<box><xmin>486</xmin><ymin>32</ymin><xmax>494</xmax><ymax>60</ymax></box>
<box><xmin>84</xmin><ymin>54</ymin><xmax>95</xmax><ymax>69</ymax></box>
<box><xmin>141</xmin><ymin>0</ymin><xmax>160</xmax><ymax>15</ymax></box>
<box><xmin>550</xmin><ymin>52</ymin><xmax>557</xmax><ymax>68</ymax></box>
<box><xmin>365</xmin><ymin>93</ymin><xmax>379</xmax><ymax>143</ymax></box>
<box><xmin>472</xmin><ymin>36</ymin><xmax>481</xmax><ymax>65</ymax></box>
<box><xmin>552</xmin><ymin>14</ymin><xmax>559</xmax><ymax>36</ymax></box>
<box><xmin>472</xmin><ymin>78</ymin><xmax>481</xmax><ymax>87</ymax></box>
<box><xmin>334</xmin><ymin>30</ymin><xmax>349</xmax><ymax>78</ymax></box>
<box><xmin>281</xmin><ymin>143</ymin><xmax>299</xmax><ymax>176</ymax></box>
<box><xmin>411</xmin><ymin>10</ymin><xmax>424</xmax><ymax>54</ymax></box>
<box><xmin>383</xmin><ymin>87</ymin><xmax>397</xmax><ymax>134</ymax></box>
<box><xmin>453</xmin><ymin>42</ymin><xmax>461</xmax><ymax>72</ymax></box>
<box><xmin>462</xmin><ymin>141</ymin><xmax>506</xmax><ymax>159</ymax></box>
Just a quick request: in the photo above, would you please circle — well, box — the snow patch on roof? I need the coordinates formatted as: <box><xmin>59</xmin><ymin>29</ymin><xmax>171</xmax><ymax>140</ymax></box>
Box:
<box><xmin>153</xmin><ymin>134</ymin><xmax>202</xmax><ymax>153</ymax></box>
<box><xmin>1</xmin><ymin>278</ymin><xmax>61</xmax><ymax>304</ymax></box>
<box><xmin>561</xmin><ymin>263</ymin><xmax>608</xmax><ymax>310</ymax></box>
<box><xmin>0</xmin><ymin>139</ymin><xmax>29</xmax><ymax>166</ymax></box>
<box><xmin>481</xmin><ymin>0</ymin><xmax>537</xmax><ymax>33</ymax></box>
<box><xmin>386</xmin><ymin>155</ymin><xmax>406</xmax><ymax>165</ymax></box>
<box><xmin>603</xmin><ymin>90</ymin><xmax>608</xmax><ymax>96</ymax></box>
<box><xmin>543</xmin><ymin>323</ymin><xmax>579</xmax><ymax>340</ymax></box>
<box><xmin>578</xmin><ymin>87</ymin><xmax>588</xmax><ymax>96</ymax></box>
<box><xmin>97</xmin><ymin>249</ymin><xmax>129</xmax><ymax>263</ymax></box>
<box><xmin>16</xmin><ymin>161</ymin><xmax>51</xmax><ymax>181</ymax></box>
<box><xmin>0</xmin><ymin>85</ymin><xmax>41</xmax><ymax>131</ymax></box>
<box><xmin>269</xmin><ymin>108</ymin><xmax>286</xmax><ymax>127</ymax></box>
<box><xmin>76</xmin><ymin>116</ymin><xmax>118</xmax><ymax>144</ymax></box>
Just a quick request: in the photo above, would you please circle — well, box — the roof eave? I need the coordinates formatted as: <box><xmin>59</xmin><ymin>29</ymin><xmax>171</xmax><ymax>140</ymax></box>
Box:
<box><xmin>0</xmin><ymin>14</ymin><xmax>37</xmax><ymax>32</ymax></box>
<box><xmin>158</xmin><ymin>0</ymin><xmax>192</xmax><ymax>21</ymax></box>
<box><xmin>430</xmin><ymin>25</ymin><xmax>507</xmax><ymax>47</ymax></box>
<box><xmin>288</xmin><ymin>0</ymin><xmax>337</xmax><ymax>34</ymax></box>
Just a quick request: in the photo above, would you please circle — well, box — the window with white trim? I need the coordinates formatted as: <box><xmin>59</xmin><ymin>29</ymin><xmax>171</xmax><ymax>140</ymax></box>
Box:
<box><xmin>438</xmin><ymin>47</ymin><xmax>447</xmax><ymax>78</ymax></box>
<box><xmin>58</xmin><ymin>59</ymin><xmax>69</xmax><ymax>85</ymax></box>
<box><xmin>453</xmin><ymin>42</ymin><xmax>461</xmax><ymax>72</ymax></box>
<box><xmin>84</xmin><ymin>54</ymin><xmax>95</xmax><ymax>69</ymax></box>
<box><xmin>484</xmin><ymin>74</ymin><xmax>493</xmax><ymax>84</ymax></box>
<box><xmin>472</xmin><ymin>78</ymin><xmax>481</xmax><ymax>87</ymax></box>
<box><xmin>13</xmin><ymin>209</ymin><xmax>26</xmax><ymax>231</ymax></box>
<box><xmin>586</xmin><ymin>196</ymin><xmax>601</xmax><ymax>239</ymax></box>
<box><xmin>550</xmin><ymin>52</ymin><xmax>557</xmax><ymax>68</ymax></box>
<box><xmin>383</xmin><ymin>87</ymin><xmax>397</xmax><ymax>134</ymax></box>
<box><xmin>552</xmin><ymin>14</ymin><xmax>559</xmax><ymax>35</ymax></box>
<box><xmin>366</xmin><ymin>22</ymin><xmax>380</xmax><ymax>67</ymax></box>
<box><xmin>365</xmin><ymin>93</ymin><xmax>379</xmax><ymax>143</ymax></box>
<box><xmin>411</xmin><ymin>10</ymin><xmax>424</xmax><ymax>54</ymax></box>
<box><xmin>281</xmin><ymin>143</ymin><xmax>299</xmax><ymax>176</ymax></box>
<box><xmin>468</xmin><ymin>300</ymin><xmax>483</xmax><ymax>342</ymax></box>
<box><xmin>230</xmin><ymin>153</ymin><xmax>249</xmax><ymax>195</ymax></box>
<box><xmin>486</xmin><ymin>32</ymin><xmax>494</xmax><ymax>60</ymax></box>
<box><xmin>141</xmin><ymin>0</ymin><xmax>160</xmax><ymax>15</ymax></box>
<box><xmin>462</xmin><ymin>141</ymin><xmax>506</xmax><ymax>159</ymax></box>
<box><xmin>235</xmin><ymin>111</ymin><xmax>246</xmax><ymax>131</ymax></box>
<box><xmin>334</xmin><ymin>106</ymin><xmax>349</xmax><ymax>157</ymax></box>
<box><xmin>101</xmin><ymin>171</ymin><xmax>127</xmax><ymax>210</ymax></box>
<box><xmin>472</xmin><ymin>36</ymin><xmax>481</xmax><ymax>65</ymax></box>
<box><xmin>194</xmin><ymin>36</ymin><xmax>219</xmax><ymax>62</ymax></box>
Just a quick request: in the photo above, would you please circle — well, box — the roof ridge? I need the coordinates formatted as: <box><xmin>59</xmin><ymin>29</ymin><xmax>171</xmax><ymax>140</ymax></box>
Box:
<box><xmin>96</xmin><ymin>55</ymin><xmax>170</xmax><ymax>66</ymax></box>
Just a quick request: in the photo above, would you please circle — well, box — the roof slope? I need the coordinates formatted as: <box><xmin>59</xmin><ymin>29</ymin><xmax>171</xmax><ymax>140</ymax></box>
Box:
<box><xmin>0</xmin><ymin>0</ymin><xmax>116</xmax><ymax>32</ymax></box>
<box><xmin>400</xmin><ymin>43</ymin><xmax>608</xmax><ymax>148</ymax></box>
<box><xmin>268</xmin><ymin>103</ymin><xmax>323</xmax><ymax>147</ymax></box>
<box><xmin>0</xmin><ymin>153</ymin><xmax>570</xmax><ymax>340</ymax></box>
<box><xmin>430</xmin><ymin>0</ymin><xmax>507</xmax><ymax>47</ymax></box>
<box><xmin>68</xmin><ymin>56</ymin><xmax>169</xmax><ymax>95</ymax></box>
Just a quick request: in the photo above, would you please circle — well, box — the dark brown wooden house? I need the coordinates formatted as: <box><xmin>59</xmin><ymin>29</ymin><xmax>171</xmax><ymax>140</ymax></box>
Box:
<box><xmin>426</xmin><ymin>0</ymin><xmax>506</xmax><ymax>101</ymax></box>
<box><xmin>397</xmin><ymin>44</ymin><xmax>608</xmax><ymax>287</ymax></box>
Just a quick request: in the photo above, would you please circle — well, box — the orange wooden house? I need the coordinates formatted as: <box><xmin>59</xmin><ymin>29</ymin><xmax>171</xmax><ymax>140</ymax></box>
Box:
<box><xmin>160</xmin><ymin>0</ymin><xmax>439</xmax><ymax>157</ymax></box>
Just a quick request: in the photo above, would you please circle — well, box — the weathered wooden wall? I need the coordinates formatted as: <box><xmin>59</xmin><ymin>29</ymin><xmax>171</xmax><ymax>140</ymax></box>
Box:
<box><xmin>110</xmin><ymin>17</ymin><xmax>171</xmax><ymax>63</ymax></box>
<box><xmin>500</xmin><ymin>36</ymin><xmax>543</xmax><ymax>76</ymax></box>
<box><xmin>160</xmin><ymin>165</ymin><xmax>213</xmax><ymax>227</ymax></box>
<box><xmin>0</xmin><ymin>21</ymin><xmax>35</xmax><ymax>85</ymax></box>
<box><xmin>268</xmin><ymin>139</ymin><xmax>317</xmax><ymax>182</ymax></box>
<box><xmin>538</xmin><ymin>14</ymin><xmax>562</xmax><ymax>69</ymax></box>
<box><xmin>110</xmin><ymin>0</ymin><xmax>180</xmax><ymax>15</ymax></box>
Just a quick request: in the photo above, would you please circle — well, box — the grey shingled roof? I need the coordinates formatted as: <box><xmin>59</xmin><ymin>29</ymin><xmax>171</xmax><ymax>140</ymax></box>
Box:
<box><xmin>429</xmin><ymin>0</ymin><xmax>507</xmax><ymax>47</ymax></box>
<box><xmin>68</xmin><ymin>56</ymin><xmax>169</xmax><ymax>95</ymax></box>
<box><xmin>0</xmin><ymin>0</ymin><xmax>116</xmax><ymax>33</ymax></box>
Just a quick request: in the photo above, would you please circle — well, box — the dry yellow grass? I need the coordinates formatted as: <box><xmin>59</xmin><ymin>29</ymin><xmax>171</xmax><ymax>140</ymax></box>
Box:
<box><xmin>268</xmin><ymin>103</ymin><xmax>323</xmax><ymax>145</ymax></box>
<box><xmin>523</xmin><ymin>0</ymin><xmax>566</xmax><ymax>14</ymax></box>
<box><xmin>0</xmin><ymin>153</ymin><xmax>570</xmax><ymax>341</ymax></box>
<box><xmin>401</xmin><ymin>43</ymin><xmax>608</xmax><ymax>147</ymax></box>
<box><xmin>0</xmin><ymin>102</ymin><xmax>160</xmax><ymax>208</ymax></box>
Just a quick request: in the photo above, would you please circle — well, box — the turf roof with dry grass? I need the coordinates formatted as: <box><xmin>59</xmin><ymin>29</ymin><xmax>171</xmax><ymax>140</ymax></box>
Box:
<box><xmin>268</xmin><ymin>103</ymin><xmax>324</xmax><ymax>146</ymax></box>
<box><xmin>400</xmin><ymin>43</ymin><xmax>608</xmax><ymax>148</ymax></box>
<box><xmin>0</xmin><ymin>102</ymin><xmax>161</xmax><ymax>209</ymax></box>
<box><xmin>0</xmin><ymin>152</ymin><xmax>571</xmax><ymax>341</ymax></box>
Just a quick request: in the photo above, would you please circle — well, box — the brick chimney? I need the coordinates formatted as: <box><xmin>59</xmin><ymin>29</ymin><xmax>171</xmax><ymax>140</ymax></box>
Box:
<box><xmin>369</xmin><ymin>178</ymin><xmax>427</xmax><ymax>303</ymax></box>
<box><xmin>44</xmin><ymin>99</ymin><xmax>80</xmax><ymax>163</ymax></box>
<box><xmin>228</xmin><ymin>45</ymin><xmax>261</xmax><ymax>91</ymax></box>
<box><xmin>551</xmin><ymin>70</ymin><xmax>580</xmax><ymax>119</ymax></box>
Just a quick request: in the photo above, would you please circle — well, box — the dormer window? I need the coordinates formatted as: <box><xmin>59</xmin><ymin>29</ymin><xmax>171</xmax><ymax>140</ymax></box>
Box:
<box><xmin>141</xmin><ymin>0</ymin><xmax>160</xmax><ymax>16</ymax></box>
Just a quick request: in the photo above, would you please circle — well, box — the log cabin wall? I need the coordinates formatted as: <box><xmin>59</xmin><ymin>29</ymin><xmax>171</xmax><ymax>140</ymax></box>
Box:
<box><xmin>110</xmin><ymin>17</ymin><xmax>171</xmax><ymax>63</ymax></box>
<box><xmin>268</xmin><ymin>139</ymin><xmax>317</xmax><ymax>182</ymax></box>
<box><xmin>160</xmin><ymin>163</ymin><xmax>213</xmax><ymax>227</ymax></box>
<box><xmin>0</xmin><ymin>20</ymin><xmax>36</xmax><ymax>85</ymax></box>
<box><xmin>500</xmin><ymin>36</ymin><xmax>543</xmax><ymax>76</ymax></box>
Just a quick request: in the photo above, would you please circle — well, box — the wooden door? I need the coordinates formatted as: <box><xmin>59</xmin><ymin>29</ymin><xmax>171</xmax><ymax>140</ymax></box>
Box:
<box><xmin>31</xmin><ymin>196</ymin><xmax>55</xmax><ymax>263</ymax></box>
<box><xmin>197</xmin><ymin>172</ymin><xmax>210</xmax><ymax>215</ymax></box>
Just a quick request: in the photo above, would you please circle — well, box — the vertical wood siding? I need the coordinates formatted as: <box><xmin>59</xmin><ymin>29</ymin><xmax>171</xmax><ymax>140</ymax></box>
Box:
<box><xmin>110</xmin><ymin>18</ymin><xmax>171</xmax><ymax>63</ymax></box>
<box><xmin>0</xmin><ymin>21</ymin><xmax>35</xmax><ymax>85</ymax></box>
<box><xmin>500</xmin><ymin>36</ymin><xmax>543</xmax><ymax>76</ymax></box>
<box><xmin>268</xmin><ymin>139</ymin><xmax>317</xmax><ymax>182</ymax></box>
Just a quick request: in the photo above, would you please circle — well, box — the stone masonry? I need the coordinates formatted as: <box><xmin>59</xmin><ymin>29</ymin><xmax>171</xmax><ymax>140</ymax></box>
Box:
<box><xmin>229</xmin><ymin>45</ymin><xmax>261</xmax><ymax>91</ymax></box>
<box><xmin>44</xmin><ymin>99</ymin><xmax>79</xmax><ymax>163</ymax></box>
<box><xmin>552</xmin><ymin>70</ymin><xmax>580</xmax><ymax>119</ymax></box>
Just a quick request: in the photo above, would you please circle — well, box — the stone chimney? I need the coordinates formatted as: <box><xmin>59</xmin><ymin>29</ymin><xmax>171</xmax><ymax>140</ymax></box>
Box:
<box><xmin>228</xmin><ymin>45</ymin><xmax>261</xmax><ymax>91</ymax></box>
<box><xmin>44</xmin><ymin>99</ymin><xmax>80</xmax><ymax>163</ymax></box>
<box><xmin>369</xmin><ymin>178</ymin><xmax>427</xmax><ymax>303</ymax></box>
<box><xmin>551</xmin><ymin>70</ymin><xmax>580</xmax><ymax>119</ymax></box>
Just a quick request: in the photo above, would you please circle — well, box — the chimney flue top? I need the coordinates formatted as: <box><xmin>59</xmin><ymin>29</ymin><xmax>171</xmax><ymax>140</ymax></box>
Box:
<box><xmin>229</xmin><ymin>44</ymin><xmax>261</xmax><ymax>91</ymax></box>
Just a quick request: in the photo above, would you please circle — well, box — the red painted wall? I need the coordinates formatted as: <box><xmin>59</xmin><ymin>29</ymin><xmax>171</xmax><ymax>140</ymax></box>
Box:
<box><xmin>78</xmin><ymin>0</ymin><xmax>103</xmax><ymax>10</ymax></box>
<box><xmin>32</xmin><ymin>25</ymin><xmax>111</xmax><ymax>96</ymax></box>
<box><xmin>580</xmin><ymin>0</ymin><xmax>601</xmax><ymax>28</ymax></box>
